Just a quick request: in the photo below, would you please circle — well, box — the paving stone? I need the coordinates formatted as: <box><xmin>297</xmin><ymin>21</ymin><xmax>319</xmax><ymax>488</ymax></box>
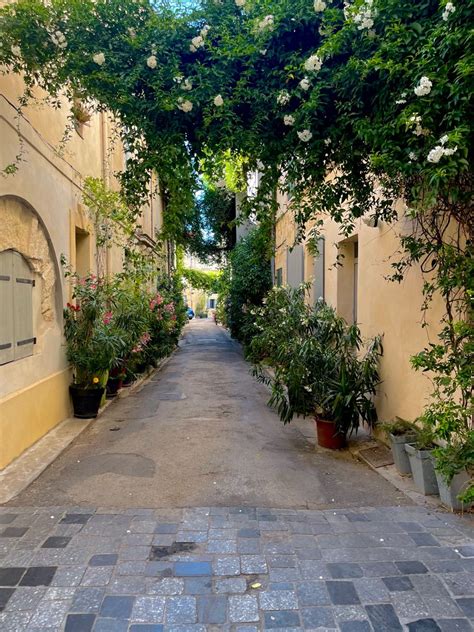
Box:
<box><xmin>300</xmin><ymin>606</ymin><xmax>334</xmax><ymax>628</ymax></box>
<box><xmin>238</xmin><ymin>539</ymin><xmax>261</xmax><ymax>554</ymax></box>
<box><xmin>0</xmin><ymin>527</ymin><xmax>29</xmax><ymax>538</ymax></box>
<box><xmin>353</xmin><ymin>578</ymin><xmax>390</xmax><ymax>602</ymax></box>
<box><xmin>0</xmin><ymin>587</ymin><xmax>14</xmax><ymax>611</ymax></box>
<box><xmin>3</xmin><ymin>585</ymin><xmax>45</xmax><ymax>610</ymax></box>
<box><xmin>70</xmin><ymin>587</ymin><xmax>105</xmax><ymax>613</ymax></box>
<box><xmin>50</xmin><ymin>567</ymin><xmax>85</xmax><ymax>587</ymax></box>
<box><xmin>214</xmin><ymin>556</ymin><xmax>240</xmax><ymax>576</ymax></box>
<box><xmin>438</xmin><ymin>619</ymin><xmax>473</xmax><ymax>632</ymax></box>
<box><xmin>326</xmin><ymin>581</ymin><xmax>360</xmax><ymax>605</ymax></box>
<box><xmin>129</xmin><ymin>626</ymin><xmax>164</xmax><ymax>631</ymax></box>
<box><xmin>64</xmin><ymin>613</ymin><xmax>96</xmax><ymax>631</ymax></box>
<box><xmin>29</xmin><ymin>598</ymin><xmax>71</xmax><ymax>627</ymax></box>
<box><xmin>147</xmin><ymin>578</ymin><xmax>184</xmax><ymax>596</ymax></box>
<box><xmin>410</xmin><ymin>533</ymin><xmax>441</xmax><ymax>547</ymax></box>
<box><xmin>44</xmin><ymin>586</ymin><xmax>75</xmax><ymax>600</ymax></box>
<box><xmin>183</xmin><ymin>577</ymin><xmax>212</xmax><ymax>594</ymax></box>
<box><xmin>215</xmin><ymin>578</ymin><xmax>247</xmax><ymax>594</ymax></box>
<box><xmin>120</xmin><ymin>547</ymin><xmax>152</xmax><ymax>561</ymax></box>
<box><xmin>19</xmin><ymin>566</ymin><xmax>56</xmax><ymax>586</ymax></box>
<box><xmin>165</xmin><ymin>596</ymin><xmax>197</xmax><ymax>624</ymax></box>
<box><xmin>0</xmin><ymin>567</ymin><xmax>26</xmax><ymax>586</ymax></box>
<box><xmin>382</xmin><ymin>575</ymin><xmax>414</xmax><ymax>592</ymax></box>
<box><xmin>131</xmin><ymin>596</ymin><xmax>165</xmax><ymax>623</ymax></box>
<box><xmin>259</xmin><ymin>590</ymin><xmax>298</xmax><ymax>610</ymax></box>
<box><xmin>41</xmin><ymin>536</ymin><xmax>71</xmax><ymax>549</ymax></box>
<box><xmin>0</xmin><ymin>610</ymin><xmax>33</xmax><ymax>631</ymax></box>
<box><xmin>207</xmin><ymin>540</ymin><xmax>237</xmax><ymax>554</ymax></box>
<box><xmin>228</xmin><ymin>595</ymin><xmax>259</xmax><ymax>622</ymax></box>
<box><xmin>61</xmin><ymin>514</ymin><xmax>92</xmax><ymax>525</ymax></box>
<box><xmin>80</xmin><ymin>567</ymin><xmax>113</xmax><ymax>586</ymax></box>
<box><xmin>100</xmin><ymin>595</ymin><xmax>135</xmax><ymax>618</ymax></box>
<box><xmin>94</xmin><ymin>617</ymin><xmax>129</xmax><ymax>631</ymax></box>
<box><xmin>0</xmin><ymin>515</ymin><xmax>18</xmax><ymax>525</ymax></box>
<box><xmin>264</xmin><ymin>610</ymin><xmax>300</xmax><ymax>630</ymax></box>
<box><xmin>268</xmin><ymin>555</ymin><xmax>297</xmax><ymax>569</ymax></box>
<box><xmin>395</xmin><ymin>560</ymin><xmax>428</xmax><ymax>574</ymax></box>
<box><xmin>456</xmin><ymin>598</ymin><xmax>474</xmax><ymax>618</ymax></box>
<box><xmin>296</xmin><ymin>581</ymin><xmax>330</xmax><ymax>607</ymax></box>
<box><xmin>240</xmin><ymin>555</ymin><xmax>267</xmax><ymax>574</ymax></box>
<box><xmin>116</xmin><ymin>561</ymin><xmax>148</xmax><ymax>576</ymax></box>
<box><xmin>327</xmin><ymin>563</ymin><xmax>363</xmax><ymax>579</ymax></box>
<box><xmin>407</xmin><ymin>619</ymin><xmax>442</xmax><ymax>631</ymax></box>
<box><xmin>423</xmin><ymin>595</ymin><xmax>464</xmax><ymax>617</ymax></box>
<box><xmin>458</xmin><ymin>546</ymin><xmax>474</xmax><ymax>558</ymax></box>
<box><xmin>339</xmin><ymin>621</ymin><xmax>372</xmax><ymax>632</ymax></box>
<box><xmin>174</xmin><ymin>562</ymin><xmax>212</xmax><ymax>577</ymax></box>
<box><xmin>196</xmin><ymin>595</ymin><xmax>227</xmax><ymax>623</ymax></box>
<box><xmin>238</xmin><ymin>529</ymin><xmax>261</xmax><ymax>538</ymax></box>
<box><xmin>155</xmin><ymin>524</ymin><xmax>179</xmax><ymax>534</ymax></box>
<box><xmin>88</xmin><ymin>554</ymin><xmax>118</xmax><ymax>567</ymax></box>
<box><xmin>107</xmin><ymin>576</ymin><xmax>147</xmax><ymax>594</ymax></box>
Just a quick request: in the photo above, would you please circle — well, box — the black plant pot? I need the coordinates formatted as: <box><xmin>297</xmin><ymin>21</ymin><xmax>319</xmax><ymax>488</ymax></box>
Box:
<box><xmin>70</xmin><ymin>385</ymin><xmax>105</xmax><ymax>419</ymax></box>
<box><xmin>106</xmin><ymin>376</ymin><xmax>122</xmax><ymax>399</ymax></box>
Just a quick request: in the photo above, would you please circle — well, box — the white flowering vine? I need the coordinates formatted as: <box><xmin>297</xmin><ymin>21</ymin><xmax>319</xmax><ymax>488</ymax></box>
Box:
<box><xmin>442</xmin><ymin>2</ymin><xmax>456</xmax><ymax>21</ymax></box>
<box><xmin>414</xmin><ymin>76</ymin><xmax>432</xmax><ymax>97</ymax></box>
<box><xmin>314</xmin><ymin>0</ymin><xmax>327</xmax><ymax>11</ymax></box>
<box><xmin>50</xmin><ymin>30</ymin><xmax>67</xmax><ymax>50</ymax></box>
<box><xmin>235</xmin><ymin>0</ymin><xmax>246</xmax><ymax>7</ymax></box>
<box><xmin>408</xmin><ymin>114</ymin><xmax>426</xmax><ymax>136</ymax></box>
<box><xmin>127</xmin><ymin>27</ymin><xmax>136</xmax><ymax>39</ymax></box>
<box><xmin>213</xmin><ymin>94</ymin><xmax>224</xmax><ymax>107</ymax></box>
<box><xmin>177</xmin><ymin>98</ymin><xmax>193</xmax><ymax>113</ymax></box>
<box><xmin>353</xmin><ymin>0</ymin><xmax>377</xmax><ymax>31</ymax></box>
<box><xmin>181</xmin><ymin>78</ymin><xmax>193</xmax><ymax>91</ymax></box>
<box><xmin>276</xmin><ymin>90</ymin><xmax>290</xmax><ymax>106</ymax></box>
<box><xmin>297</xmin><ymin>129</ymin><xmax>313</xmax><ymax>142</ymax></box>
<box><xmin>427</xmin><ymin>134</ymin><xmax>457</xmax><ymax>163</ymax></box>
<box><xmin>257</xmin><ymin>15</ymin><xmax>274</xmax><ymax>32</ymax></box>
<box><xmin>283</xmin><ymin>115</ymin><xmax>295</xmax><ymax>126</ymax></box>
<box><xmin>93</xmin><ymin>52</ymin><xmax>105</xmax><ymax>66</ymax></box>
<box><xmin>11</xmin><ymin>44</ymin><xmax>21</xmax><ymax>57</ymax></box>
<box><xmin>304</xmin><ymin>54</ymin><xmax>323</xmax><ymax>72</ymax></box>
<box><xmin>299</xmin><ymin>77</ymin><xmax>311</xmax><ymax>91</ymax></box>
<box><xmin>146</xmin><ymin>55</ymin><xmax>157</xmax><ymax>69</ymax></box>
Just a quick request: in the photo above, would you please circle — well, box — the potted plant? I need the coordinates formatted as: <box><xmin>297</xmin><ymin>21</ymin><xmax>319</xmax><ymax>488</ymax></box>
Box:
<box><xmin>63</xmin><ymin>273</ymin><xmax>124</xmax><ymax>418</ymax></box>
<box><xmin>382</xmin><ymin>418</ymin><xmax>417</xmax><ymax>476</ymax></box>
<box><xmin>432</xmin><ymin>438</ymin><xmax>474</xmax><ymax>511</ymax></box>
<box><xmin>250</xmin><ymin>286</ymin><xmax>382</xmax><ymax>449</ymax></box>
<box><xmin>404</xmin><ymin>427</ymin><xmax>439</xmax><ymax>495</ymax></box>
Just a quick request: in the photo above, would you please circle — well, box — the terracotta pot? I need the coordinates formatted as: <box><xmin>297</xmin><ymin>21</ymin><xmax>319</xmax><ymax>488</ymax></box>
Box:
<box><xmin>315</xmin><ymin>417</ymin><xmax>346</xmax><ymax>450</ymax></box>
<box><xmin>70</xmin><ymin>385</ymin><xmax>104</xmax><ymax>419</ymax></box>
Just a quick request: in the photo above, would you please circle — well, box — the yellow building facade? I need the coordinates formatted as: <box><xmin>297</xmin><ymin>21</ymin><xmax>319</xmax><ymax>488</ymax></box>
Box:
<box><xmin>0</xmin><ymin>74</ymin><xmax>165</xmax><ymax>470</ymax></box>
<box><xmin>274</xmin><ymin>192</ymin><xmax>444</xmax><ymax>426</ymax></box>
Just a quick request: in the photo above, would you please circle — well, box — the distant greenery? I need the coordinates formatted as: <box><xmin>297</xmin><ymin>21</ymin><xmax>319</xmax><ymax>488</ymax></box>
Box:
<box><xmin>221</xmin><ymin>225</ymin><xmax>272</xmax><ymax>347</ymax></box>
<box><xmin>182</xmin><ymin>267</ymin><xmax>221</xmax><ymax>292</ymax></box>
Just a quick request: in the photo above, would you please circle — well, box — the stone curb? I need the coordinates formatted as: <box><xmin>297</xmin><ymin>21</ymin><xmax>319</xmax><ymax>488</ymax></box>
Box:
<box><xmin>0</xmin><ymin>353</ymin><xmax>175</xmax><ymax>505</ymax></box>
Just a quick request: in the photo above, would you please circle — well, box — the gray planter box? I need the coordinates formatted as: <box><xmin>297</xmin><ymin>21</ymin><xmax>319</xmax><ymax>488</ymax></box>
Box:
<box><xmin>390</xmin><ymin>433</ymin><xmax>416</xmax><ymax>476</ymax></box>
<box><xmin>405</xmin><ymin>443</ymin><xmax>439</xmax><ymax>495</ymax></box>
<box><xmin>435</xmin><ymin>469</ymin><xmax>473</xmax><ymax>512</ymax></box>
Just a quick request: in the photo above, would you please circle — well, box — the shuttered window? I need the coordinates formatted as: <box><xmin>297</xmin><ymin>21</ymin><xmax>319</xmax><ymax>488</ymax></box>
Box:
<box><xmin>286</xmin><ymin>245</ymin><xmax>304</xmax><ymax>289</ymax></box>
<box><xmin>0</xmin><ymin>250</ymin><xmax>35</xmax><ymax>365</ymax></box>
<box><xmin>313</xmin><ymin>237</ymin><xmax>325</xmax><ymax>303</ymax></box>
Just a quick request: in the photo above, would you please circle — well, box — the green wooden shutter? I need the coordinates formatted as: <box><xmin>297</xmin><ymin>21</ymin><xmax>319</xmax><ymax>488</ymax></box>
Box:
<box><xmin>313</xmin><ymin>237</ymin><xmax>325</xmax><ymax>303</ymax></box>
<box><xmin>0</xmin><ymin>250</ymin><xmax>14</xmax><ymax>365</ymax></box>
<box><xmin>12</xmin><ymin>251</ymin><xmax>35</xmax><ymax>361</ymax></box>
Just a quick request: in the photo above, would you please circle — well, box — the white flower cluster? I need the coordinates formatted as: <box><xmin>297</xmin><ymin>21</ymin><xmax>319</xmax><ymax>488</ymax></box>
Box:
<box><xmin>257</xmin><ymin>15</ymin><xmax>274</xmax><ymax>32</ymax></box>
<box><xmin>408</xmin><ymin>114</ymin><xmax>425</xmax><ymax>136</ymax></box>
<box><xmin>304</xmin><ymin>54</ymin><xmax>323</xmax><ymax>72</ymax></box>
<box><xmin>181</xmin><ymin>78</ymin><xmax>193</xmax><ymax>91</ymax></box>
<box><xmin>408</xmin><ymin>151</ymin><xmax>417</xmax><ymax>161</ymax></box>
<box><xmin>213</xmin><ymin>94</ymin><xmax>224</xmax><ymax>107</ymax></box>
<box><xmin>395</xmin><ymin>92</ymin><xmax>407</xmax><ymax>105</ymax></box>
<box><xmin>190</xmin><ymin>25</ymin><xmax>210</xmax><ymax>53</ymax></box>
<box><xmin>11</xmin><ymin>44</ymin><xmax>21</xmax><ymax>57</ymax></box>
<box><xmin>277</xmin><ymin>90</ymin><xmax>290</xmax><ymax>105</ymax></box>
<box><xmin>147</xmin><ymin>55</ymin><xmax>157</xmax><ymax>69</ymax></box>
<box><xmin>283</xmin><ymin>115</ymin><xmax>295</xmax><ymax>126</ymax></box>
<box><xmin>314</xmin><ymin>0</ymin><xmax>327</xmax><ymax>11</ymax></box>
<box><xmin>414</xmin><ymin>76</ymin><xmax>432</xmax><ymax>97</ymax></box>
<box><xmin>177</xmin><ymin>98</ymin><xmax>193</xmax><ymax>112</ymax></box>
<box><xmin>299</xmin><ymin>77</ymin><xmax>311</xmax><ymax>91</ymax></box>
<box><xmin>93</xmin><ymin>52</ymin><xmax>105</xmax><ymax>66</ymax></box>
<box><xmin>50</xmin><ymin>30</ymin><xmax>67</xmax><ymax>49</ymax></box>
<box><xmin>442</xmin><ymin>2</ymin><xmax>456</xmax><ymax>21</ymax></box>
<box><xmin>427</xmin><ymin>135</ymin><xmax>457</xmax><ymax>163</ymax></box>
<box><xmin>127</xmin><ymin>27</ymin><xmax>137</xmax><ymax>39</ymax></box>
<box><xmin>297</xmin><ymin>129</ymin><xmax>313</xmax><ymax>142</ymax></box>
<box><xmin>235</xmin><ymin>0</ymin><xmax>246</xmax><ymax>7</ymax></box>
<box><xmin>353</xmin><ymin>0</ymin><xmax>377</xmax><ymax>31</ymax></box>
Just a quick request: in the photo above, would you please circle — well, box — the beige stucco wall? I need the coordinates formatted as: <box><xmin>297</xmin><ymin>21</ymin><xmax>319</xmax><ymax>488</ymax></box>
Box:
<box><xmin>0</xmin><ymin>72</ymin><xmax>164</xmax><ymax>469</ymax></box>
<box><xmin>274</xmin><ymin>198</ymin><xmax>444</xmax><ymax>425</ymax></box>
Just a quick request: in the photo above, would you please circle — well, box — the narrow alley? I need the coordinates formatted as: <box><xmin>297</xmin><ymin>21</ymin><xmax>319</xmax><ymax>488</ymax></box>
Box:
<box><xmin>1</xmin><ymin>322</ymin><xmax>473</xmax><ymax>631</ymax></box>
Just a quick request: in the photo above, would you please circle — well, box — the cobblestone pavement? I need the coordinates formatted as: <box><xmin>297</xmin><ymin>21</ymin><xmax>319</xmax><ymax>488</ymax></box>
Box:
<box><xmin>0</xmin><ymin>504</ymin><xmax>473</xmax><ymax>631</ymax></box>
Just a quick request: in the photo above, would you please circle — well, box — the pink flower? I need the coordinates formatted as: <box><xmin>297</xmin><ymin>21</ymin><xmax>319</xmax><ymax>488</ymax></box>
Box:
<box><xmin>103</xmin><ymin>311</ymin><xmax>113</xmax><ymax>325</ymax></box>
<box><xmin>164</xmin><ymin>303</ymin><xmax>175</xmax><ymax>314</ymax></box>
<box><xmin>140</xmin><ymin>332</ymin><xmax>152</xmax><ymax>346</ymax></box>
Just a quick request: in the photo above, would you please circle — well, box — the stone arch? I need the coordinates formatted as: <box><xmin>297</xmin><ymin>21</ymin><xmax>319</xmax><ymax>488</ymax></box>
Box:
<box><xmin>0</xmin><ymin>195</ymin><xmax>60</xmax><ymax>323</ymax></box>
